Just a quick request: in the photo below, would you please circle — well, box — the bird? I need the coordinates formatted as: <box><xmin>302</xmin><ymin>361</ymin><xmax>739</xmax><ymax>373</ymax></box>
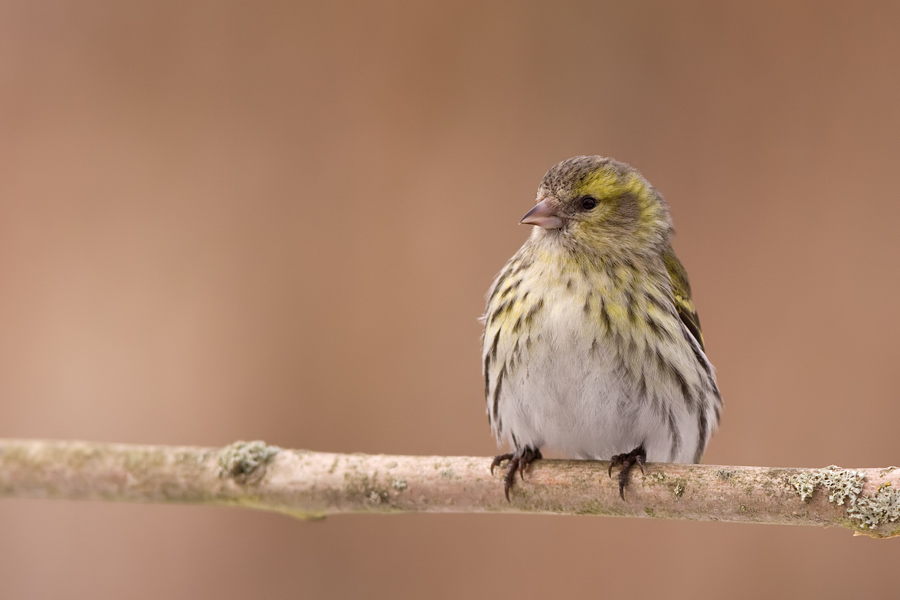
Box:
<box><xmin>482</xmin><ymin>156</ymin><xmax>721</xmax><ymax>500</ymax></box>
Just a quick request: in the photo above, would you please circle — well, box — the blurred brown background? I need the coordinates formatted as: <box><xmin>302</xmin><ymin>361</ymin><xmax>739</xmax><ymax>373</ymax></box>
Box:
<box><xmin>2</xmin><ymin>1</ymin><xmax>899</xmax><ymax>598</ymax></box>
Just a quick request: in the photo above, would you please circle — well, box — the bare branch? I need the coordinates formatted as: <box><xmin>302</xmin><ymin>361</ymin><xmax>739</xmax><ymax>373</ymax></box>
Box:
<box><xmin>1</xmin><ymin>439</ymin><xmax>898</xmax><ymax>538</ymax></box>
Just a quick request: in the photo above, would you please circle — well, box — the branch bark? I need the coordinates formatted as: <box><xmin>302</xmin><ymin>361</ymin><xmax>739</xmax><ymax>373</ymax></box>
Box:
<box><xmin>1</xmin><ymin>439</ymin><xmax>898</xmax><ymax>538</ymax></box>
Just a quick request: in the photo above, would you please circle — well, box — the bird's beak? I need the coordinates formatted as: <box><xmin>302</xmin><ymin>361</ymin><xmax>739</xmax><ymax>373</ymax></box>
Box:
<box><xmin>520</xmin><ymin>197</ymin><xmax>564</xmax><ymax>229</ymax></box>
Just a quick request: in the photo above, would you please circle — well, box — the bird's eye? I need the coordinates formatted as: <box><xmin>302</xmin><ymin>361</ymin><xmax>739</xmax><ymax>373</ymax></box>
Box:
<box><xmin>579</xmin><ymin>196</ymin><xmax>598</xmax><ymax>211</ymax></box>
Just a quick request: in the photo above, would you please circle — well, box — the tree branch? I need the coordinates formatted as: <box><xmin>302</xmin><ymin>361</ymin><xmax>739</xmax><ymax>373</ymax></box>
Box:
<box><xmin>1</xmin><ymin>439</ymin><xmax>898</xmax><ymax>538</ymax></box>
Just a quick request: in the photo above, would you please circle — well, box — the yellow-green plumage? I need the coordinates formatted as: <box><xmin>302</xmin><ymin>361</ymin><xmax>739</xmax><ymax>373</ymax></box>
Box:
<box><xmin>664</xmin><ymin>248</ymin><xmax>705</xmax><ymax>350</ymax></box>
<box><xmin>483</xmin><ymin>156</ymin><xmax>721</xmax><ymax>498</ymax></box>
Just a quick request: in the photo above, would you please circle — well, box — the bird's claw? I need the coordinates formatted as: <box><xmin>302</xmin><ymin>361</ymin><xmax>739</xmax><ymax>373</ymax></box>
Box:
<box><xmin>490</xmin><ymin>447</ymin><xmax>542</xmax><ymax>501</ymax></box>
<box><xmin>608</xmin><ymin>444</ymin><xmax>647</xmax><ymax>500</ymax></box>
<box><xmin>490</xmin><ymin>453</ymin><xmax>514</xmax><ymax>476</ymax></box>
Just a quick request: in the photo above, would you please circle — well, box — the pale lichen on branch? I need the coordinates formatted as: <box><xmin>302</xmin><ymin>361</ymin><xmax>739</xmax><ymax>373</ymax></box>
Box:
<box><xmin>790</xmin><ymin>465</ymin><xmax>900</xmax><ymax>531</ymax></box>
<box><xmin>217</xmin><ymin>441</ymin><xmax>281</xmax><ymax>484</ymax></box>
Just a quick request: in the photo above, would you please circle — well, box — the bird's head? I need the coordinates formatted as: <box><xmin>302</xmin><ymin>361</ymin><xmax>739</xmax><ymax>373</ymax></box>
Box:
<box><xmin>522</xmin><ymin>156</ymin><xmax>673</xmax><ymax>256</ymax></box>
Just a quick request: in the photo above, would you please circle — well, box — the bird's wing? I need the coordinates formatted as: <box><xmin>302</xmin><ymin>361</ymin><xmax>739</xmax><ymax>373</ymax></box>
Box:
<box><xmin>663</xmin><ymin>247</ymin><xmax>705</xmax><ymax>352</ymax></box>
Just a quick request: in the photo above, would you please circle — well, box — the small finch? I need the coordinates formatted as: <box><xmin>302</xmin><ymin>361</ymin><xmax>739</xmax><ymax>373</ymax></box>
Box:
<box><xmin>483</xmin><ymin>156</ymin><xmax>721</xmax><ymax>500</ymax></box>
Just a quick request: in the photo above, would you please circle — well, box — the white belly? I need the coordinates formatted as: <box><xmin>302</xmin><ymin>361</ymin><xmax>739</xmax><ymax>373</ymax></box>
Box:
<box><xmin>493</xmin><ymin>294</ymin><xmax>702</xmax><ymax>463</ymax></box>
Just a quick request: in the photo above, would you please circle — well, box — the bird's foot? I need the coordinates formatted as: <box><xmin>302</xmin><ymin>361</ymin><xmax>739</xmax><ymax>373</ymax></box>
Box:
<box><xmin>608</xmin><ymin>444</ymin><xmax>646</xmax><ymax>500</ymax></box>
<box><xmin>490</xmin><ymin>446</ymin><xmax>542</xmax><ymax>501</ymax></box>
